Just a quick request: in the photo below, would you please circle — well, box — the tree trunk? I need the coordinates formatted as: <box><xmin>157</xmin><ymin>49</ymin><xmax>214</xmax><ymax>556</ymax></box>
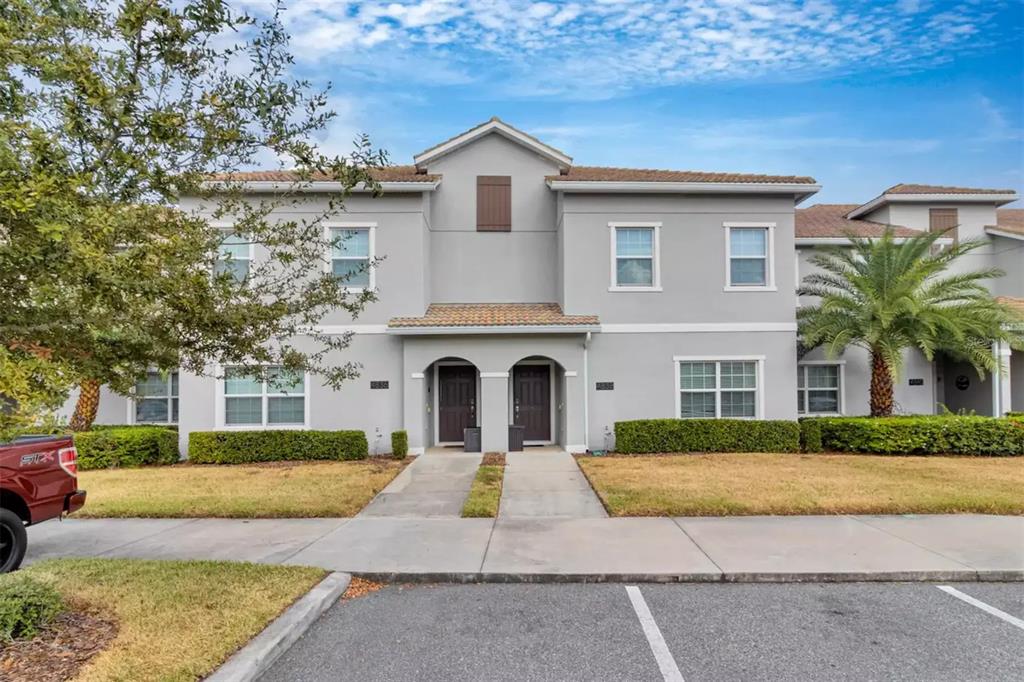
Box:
<box><xmin>869</xmin><ymin>351</ymin><xmax>894</xmax><ymax>417</ymax></box>
<box><xmin>69</xmin><ymin>379</ymin><xmax>101</xmax><ymax>431</ymax></box>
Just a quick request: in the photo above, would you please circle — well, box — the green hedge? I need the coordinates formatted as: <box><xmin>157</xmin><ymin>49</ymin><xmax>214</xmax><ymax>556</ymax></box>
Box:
<box><xmin>391</xmin><ymin>430</ymin><xmax>408</xmax><ymax>459</ymax></box>
<box><xmin>75</xmin><ymin>427</ymin><xmax>179</xmax><ymax>469</ymax></box>
<box><xmin>188</xmin><ymin>430</ymin><xmax>368</xmax><ymax>464</ymax></box>
<box><xmin>614</xmin><ymin>419</ymin><xmax>801</xmax><ymax>454</ymax></box>
<box><xmin>0</xmin><ymin>575</ymin><xmax>65</xmax><ymax>641</ymax></box>
<box><xmin>799</xmin><ymin>418</ymin><xmax>824</xmax><ymax>453</ymax></box>
<box><xmin>808</xmin><ymin>416</ymin><xmax>1024</xmax><ymax>456</ymax></box>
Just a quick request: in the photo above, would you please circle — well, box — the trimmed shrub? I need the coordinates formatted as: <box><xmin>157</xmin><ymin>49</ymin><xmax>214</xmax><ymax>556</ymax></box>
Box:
<box><xmin>799</xmin><ymin>418</ymin><xmax>824</xmax><ymax>453</ymax></box>
<box><xmin>817</xmin><ymin>415</ymin><xmax>1024</xmax><ymax>456</ymax></box>
<box><xmin>188</xmin><ymin>430</ymin><xmax>368</xmax><ymax>464</ymax></box>
<box><xmin>391</xmin><ymin>430</ymin><xmax>408</xmax><ymax>459</ymax></box>
<box><xmin>75</xmin><ymin>427</ymin><xmax>179</xmax><ymax>469</ymax></box>
<box><xmin>0</xmin><ymin>575</ymin><xmax>65</xmax><ymax>641</ymax></box>
<box><xmin>614</xmin><ymin>419</ymin><xmax>801</xmax><ymax>454</ymax></box>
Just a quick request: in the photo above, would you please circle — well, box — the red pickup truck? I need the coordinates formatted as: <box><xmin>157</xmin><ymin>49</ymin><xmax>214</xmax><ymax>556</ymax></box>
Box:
<box><xmin>0</xmin><ymin>435</ymin><xmax>87</xmax><ymax>572</ymax></box>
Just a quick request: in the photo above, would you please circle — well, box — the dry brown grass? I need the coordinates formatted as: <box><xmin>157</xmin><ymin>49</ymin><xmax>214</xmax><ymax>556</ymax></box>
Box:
<box><xmin>577</xmin><ymin>453</ymin><xmax>1024</xmax><ymax>516</ymax></box>
<box><xmin>22</xmin><ymin>559</ymin><xmax>325</xmax><ymax>682</ymax></box>
<box><xmin>77</xmin><ymin>460</ymin><xmax>407</xmax><ymax>518</ymax></box>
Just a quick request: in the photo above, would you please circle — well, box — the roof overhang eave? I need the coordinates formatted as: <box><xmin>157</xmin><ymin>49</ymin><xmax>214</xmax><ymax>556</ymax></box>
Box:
<box><xmin>847</xmin><ymin>192</ymin><xmax>1020</xmax><ymax>219</ymax></box>
<box><xmin>795</xmin><ymin>236</ymin><xmax>953</xmax><ymax>246</ymax></box>
<box><xmin>547</xmin><ymin>180</ymin><xmax>820</xmax><ymax>203</ymax></box>
<box><xmin>201</xmin><ymin>180</ymin><xmax>440</xmax><ymax>193</ymax></box>
<box><xmin>985</xmin><ymin>226</ymin><xmax>1024</xmax><ymax>242</ymax></box>
<box><xmin>387</xmin><ymin>324</ymin><xmax>600</xmax><ymax>336</ymax></box>
<box><xmin>413</xmin><ymin>119</ymin><xmax>573</xmax><ymax>170</ymax></box>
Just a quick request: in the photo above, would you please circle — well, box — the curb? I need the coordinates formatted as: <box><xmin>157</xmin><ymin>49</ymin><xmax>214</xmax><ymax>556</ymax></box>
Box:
<box><xmin>206</xmin><ymin>571</ymin><xmax>350</xmax><ymax>682</ymax></box>
<box><xmin>351</xmin><ymin>570</ymin><xmax>1023</xmax><ymax>584</ymax></box>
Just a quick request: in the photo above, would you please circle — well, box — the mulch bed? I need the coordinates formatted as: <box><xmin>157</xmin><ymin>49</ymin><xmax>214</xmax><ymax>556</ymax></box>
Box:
<box><xmin>0</xmin><ymin>605</ymin><xmax>117</xmax><ymax>682</ymax></box>
<box><xmin>482</xmin><ymin>452</ymin><xmax>506</xmax><ymax>466</ymax></box>
<box><xmin>342</xmin><ymin>577</ymin><xmax>386</xmax><ymax>600</ymax></box>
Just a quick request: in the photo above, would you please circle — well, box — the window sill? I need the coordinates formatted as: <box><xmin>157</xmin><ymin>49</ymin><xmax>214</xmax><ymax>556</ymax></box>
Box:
<box><xmin>608</xmin><ymin>286</ymin><xmax>663</xmax><ymax>293</ymax></box>
<box><xmin>215</xmin><ymin>424</ymin><xmax>309</xmax><ymax>431</ymax></box>
<box><xmin>723</xmin><ymin>286</ymin><xmax>777</xmax><ymax>292</ymax></box>
<box><xmin>800</xmin><ymin>413</ymin><xmax>843</xmax><ymax>418</ymax></box>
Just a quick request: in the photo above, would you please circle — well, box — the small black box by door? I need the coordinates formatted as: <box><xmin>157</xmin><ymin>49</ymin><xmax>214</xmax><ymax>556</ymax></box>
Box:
<box><xmin>463</xmin><ymin>427</ymin><xmax>482</xmax><ymax>453</ymax></box>
<box><xmin>508</xmin><ymin>425</ymin><xmax>525</xmax><ymax>452</ymax></box>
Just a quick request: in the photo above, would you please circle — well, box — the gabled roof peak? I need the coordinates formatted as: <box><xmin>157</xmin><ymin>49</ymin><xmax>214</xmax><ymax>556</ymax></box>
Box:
<box><xmin>413</xmin><ymin>117</ymin><xmax>573</xmax><ymax>170</ymax></box>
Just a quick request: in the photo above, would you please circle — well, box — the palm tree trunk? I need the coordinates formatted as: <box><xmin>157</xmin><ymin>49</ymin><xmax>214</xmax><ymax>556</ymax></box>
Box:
<box><xmin>69</xmin><ymin>379</ymin><xmax>101</xmax><ymax>431</ymax></box>
<box><xmin>869</xmin><ymin>351</ymin><xmax>894</xmax><ymax>417</ymax></box>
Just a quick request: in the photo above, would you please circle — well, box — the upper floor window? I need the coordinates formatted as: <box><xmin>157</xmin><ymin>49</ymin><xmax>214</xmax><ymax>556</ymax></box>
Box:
<box><xmin>797</xmin><ymin>363</ymin><xmax>843</xmax><ymax>415</ymax></box>
<box><xmin>477</xmin><ymin>176</ymin><xmax>511</xmax><ymax>231</ymax></box>
<box><xmin>609</xmin><ymin>222</ymin><xmax>662</xmax><ymax>291</ymax></box>
<box><xmin>222</xmin><ymin>366</ymin><xmax>306</xmax><ymax>428</ymax></box>
<box><xmin>725</xmin><ymin>223</ymin><xmax>775</xmax><ymax>291</ymax></box>
<box><xmin>929</xmin><ymin>208</ymin><xmax>958</xmax><ymax>241</ymax></box>
<box><xmin>675</xmin><ymin>357</ymin><xmax>763</xmax><ymax>419</ymax></box>
<box><xmin>328</xmin><ymin>225</ymin><xmax>375</xmax><ymax>290</ymax></box>
<box><xmin>215</xmin><ymin>233</ymin><xmax>252</xmax><ymax>282</ymax></box>
<box><xmin>133</xmin><ymin>370</ymin><xmax>178</xmax><ymax>424</ymax></box>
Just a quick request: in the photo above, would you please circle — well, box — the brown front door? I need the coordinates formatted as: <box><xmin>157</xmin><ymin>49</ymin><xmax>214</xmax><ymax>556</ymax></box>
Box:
<box><xmin>438</xmin><ymin>365</ymin><xmax>476</xmax><ymax>443</ymax></box>
<box><xmin>513</xmin><ymin>365</ymin><xmax>551</xmax><ymax>442</ymax></box>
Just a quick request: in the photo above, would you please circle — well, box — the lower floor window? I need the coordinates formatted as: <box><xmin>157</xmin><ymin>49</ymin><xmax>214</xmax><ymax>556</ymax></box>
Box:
<box><xmin>223</xmin><ymin>366</ymin><xmax>306</xmax><ymax>426</ymax></box>
<box><xmin>134</xmin><ymin>371</ymin><xmax>178</xmax><ymax>424</ymax></box>
<box><xmin>798</xmin><ymin>364</ymin><xmax>841</xmax><ymax>414</ymax></box>
<box><xmin>677</xmin><ymin>359</ymin><xmax>758</xmax><ymax>419</ymax></box>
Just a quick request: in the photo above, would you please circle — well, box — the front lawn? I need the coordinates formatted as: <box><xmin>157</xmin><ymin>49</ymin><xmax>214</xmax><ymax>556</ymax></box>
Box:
<box><xmin>577</xmin><ymin>453</ymin><xmax>1024</xmax><ymax>516</ymax></box>
<box><xmin>77</xmin><ymin>459</ymin><xmax>407</xmax><ymax>518</ymax></box>
<box><xmin>7</xmin><ymin>558</ymin><xmax>324</xmax><ymax>681</ymax></box>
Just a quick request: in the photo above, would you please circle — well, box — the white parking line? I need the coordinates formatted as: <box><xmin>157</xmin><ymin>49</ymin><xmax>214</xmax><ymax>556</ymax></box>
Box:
<box><xmin>625</xmin><ymin>586</ymin><xmax>685</xmax><ymax>682</ymax></box>
<box><xmin>937</xmin><ymin>586</ymin><xmax>1024</xmax><ymax>631</ymax></box>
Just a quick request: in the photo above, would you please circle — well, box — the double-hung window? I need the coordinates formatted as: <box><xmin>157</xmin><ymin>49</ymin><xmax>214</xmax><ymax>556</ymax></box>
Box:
<box><xmin>222</xmin><ymin>366</ymin><xmax>306</xmax><ymax>428</ymax></box>
<box><xmin>797</xmin><ymin>363</ymin><xmax>843</xmax><ymax>415</ymax></box>
<box><xmin>133</xmin><ymin>371</ymin><xmax>178</xmax><ymax>424</ymax></box>
<box><xmin>725</xmin><ymin>223</ymin><xmax>774</xmax><ymax>290</ymax></box>
<box><xmin>329</xmin><ymin>225</ymin><xmax>374</xmax><ymax>290</ymax></box>
<box><xmin>215</xmin><ymin>233</ymin><xmax>252</xmax><ymax>282</ymax></box>
<box><xmin>676</xmin><ymin>358</ymin><xmax>762</xmax><ymax>419</ymax></box>
<box><xmin>610</xmin><ymin>223</ymin><xmax>661</xmax><ymax>290</ymax></box>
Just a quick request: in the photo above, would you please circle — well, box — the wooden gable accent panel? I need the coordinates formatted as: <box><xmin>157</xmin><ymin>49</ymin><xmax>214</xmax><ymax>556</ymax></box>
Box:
<box><xmin>477</xmin><ymin>175</ymin><xmax>511</xmax><ymax>231</ymax></box>
<box><xmin>929</xmin><ymin>208</ymin><xmax>959</xmax><ymax>240</ymax></box>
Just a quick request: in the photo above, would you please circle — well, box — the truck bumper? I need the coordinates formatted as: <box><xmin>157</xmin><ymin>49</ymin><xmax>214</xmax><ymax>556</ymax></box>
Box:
<box><xmin>64</xmin><ymin>490</ymin><xmax>87</xmax><ymax>515</ymax></box>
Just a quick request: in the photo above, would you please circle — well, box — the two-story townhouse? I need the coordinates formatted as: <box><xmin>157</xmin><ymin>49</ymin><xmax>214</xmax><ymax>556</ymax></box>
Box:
<box><xmin>795</xmin><ymin>191</ymin><xmax>1023</xmax><ymax>418</ymax></box>
<box><xmin>60</xmin><ymin>119</ymin><xmax>1023</xmax><ymax>455</ymax></box>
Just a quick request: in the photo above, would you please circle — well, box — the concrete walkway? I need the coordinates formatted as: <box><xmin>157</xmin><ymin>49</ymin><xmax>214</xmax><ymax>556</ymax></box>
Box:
<box><xmin>358</xmin><ymin>450</ymin><xmax>481</xmax><ymax>518</ymax></box>
<box><xmin>24</xmin><ymin>514</ymin><xmax>1024</xmax><ymax>582</ymax></box>
<box><xmin>499</xmin><ymin>449</ymin><xmax>607</xmax><ymax>519</ymax></box>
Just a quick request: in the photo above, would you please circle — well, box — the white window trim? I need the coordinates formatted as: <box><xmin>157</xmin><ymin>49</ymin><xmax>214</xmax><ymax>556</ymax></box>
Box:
<box><xmin>724</xmin><ymin>222</ymin><xmax>776</xmax><ymax>292</ymax></box>
<box><xmin>609</xmin><ymin>222</ymin><xmax>663</xmax><ymax>292</ymax></box>
<box><xmin>127</xmin><ymin>370</ymin><xmax>179</xmax><ymax>425</ymax></box>
<box><xmin>214</xmin><ymin>364</ymin><xmax>310</xmax><ymax>430</ymax></box>
<box><xmin>324</xmin><ymin>222</ymin><xmax>376</xmax><ymax>292</ymax></box>
<box><xmin>797</xmin><ymin>360</ymin><xmax>846</xmax><ymax>416</ymax></box>
<box><xmin>673</xmin><ymin>355</ymin><xmax>766</xmax><ymax>420</ymax></box>
<box><xmin>211</xmin><ymin>222</ymin><xmax>254</xmax><ymax>279</ymax></box>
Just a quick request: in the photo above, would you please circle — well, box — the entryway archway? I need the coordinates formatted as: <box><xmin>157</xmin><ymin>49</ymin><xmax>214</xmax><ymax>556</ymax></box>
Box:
<box><xmin>431</xmin><ymin>358</ymin><xmax>480</xmax><ymax>447</ymax></box>
<box><xmin>508</xmin><ymin>356</ymin><xmax>564</xmax><ymax>446</ymax></box>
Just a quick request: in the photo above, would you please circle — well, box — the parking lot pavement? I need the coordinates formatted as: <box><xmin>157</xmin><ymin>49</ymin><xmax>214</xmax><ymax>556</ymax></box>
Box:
<box><xmin>261</xmin><ymin>582</ymin><xmax>1023</xmax><ymax>682</ymax></box>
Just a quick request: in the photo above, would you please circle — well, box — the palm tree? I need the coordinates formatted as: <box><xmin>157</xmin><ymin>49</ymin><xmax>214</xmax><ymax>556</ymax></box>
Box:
<box><xmin>798</xmin><ymin>227</ymin><xmax>1023</xmax><ymax>417</ymax></box>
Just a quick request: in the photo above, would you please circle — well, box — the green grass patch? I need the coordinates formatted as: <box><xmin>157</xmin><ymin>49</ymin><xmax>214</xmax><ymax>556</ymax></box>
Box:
<box><xmin>77</xmin><ymin>460</ymin><xmax>407</xmax><ymax>518</ymax></box>
<box><xmin>19</xmin><ymin>558</ymin><xmax>325</xmax><ymax>681</ymax></box>
<box><xmin>461</xmin><ymin>464</ymin><xmax>505</xmax><ymax>518</ymax></box>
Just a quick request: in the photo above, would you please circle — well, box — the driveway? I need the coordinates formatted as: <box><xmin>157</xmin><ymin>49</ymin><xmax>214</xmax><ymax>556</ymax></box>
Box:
<box><xmin>260</xmin><ymin>581</ymin><xmax>1024</xmax><ymax>681</ymax></box>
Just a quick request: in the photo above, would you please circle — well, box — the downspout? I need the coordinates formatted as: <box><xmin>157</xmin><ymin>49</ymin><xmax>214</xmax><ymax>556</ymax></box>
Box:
<box><xmin>583</xmin><ymin>331</ymin><xmax>591</xmax><ymax>452</ymax></box>
<box><xmin>991</xmin><ymin>341</ymin><xmax>1001</xmax><ymax>417</ymax></box>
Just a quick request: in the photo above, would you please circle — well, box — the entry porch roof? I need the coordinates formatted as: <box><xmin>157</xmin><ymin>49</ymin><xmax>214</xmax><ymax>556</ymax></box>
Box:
<box><xmin>388</xmin><ymin>303</ymin><xmax>600</xmax><ymax>335</ymax></box>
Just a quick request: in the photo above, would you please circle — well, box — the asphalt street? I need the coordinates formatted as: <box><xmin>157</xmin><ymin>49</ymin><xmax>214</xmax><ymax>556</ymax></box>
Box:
<box><xmin>261</xmin><ymin>582</ymin><xmax>1024</xmax><ymax>682</ymax></box>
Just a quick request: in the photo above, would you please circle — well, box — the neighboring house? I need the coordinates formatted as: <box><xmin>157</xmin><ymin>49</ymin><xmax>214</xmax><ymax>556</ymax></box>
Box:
<box><xmin>60</xmin><ymin>118</ymin><xmax>1024</xmax><ymax>454</ymax></box>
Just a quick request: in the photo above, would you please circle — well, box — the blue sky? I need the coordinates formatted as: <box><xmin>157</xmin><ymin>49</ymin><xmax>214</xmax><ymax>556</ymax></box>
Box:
<box><xmin>246</xmin><ymin>0</ymin><xmax>1023</xmax><ymax>205</ymax></box>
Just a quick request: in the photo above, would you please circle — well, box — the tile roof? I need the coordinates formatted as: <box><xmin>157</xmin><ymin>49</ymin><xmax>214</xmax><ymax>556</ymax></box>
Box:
<box><xmin>884</xmin><ymin>183</ymin><xmax>1016</xmax><ymax>195</ymax></box>
<box><xmin>989</xmin><ymin>208</ymin><xmax>1024</xmax><ymax>236</ymax></box>
<box><xmin>997</xmin><ymin>297</ymin><xmax>1024</xmax><ymax>319</ymax></box>
<box><xmin>389</xmin><ymin>303</ymin><xmax>599</xmax><ymax>328</ymax></box>
<box><xmin>210</xmin><ymin>165</ymin><xmax>439</xmax><ymax>183</ymax></box>
<box><xmin>795</xmin><ymin>204</ymin><xmax>922</xmax><ymax>238</ymax></box>
<box><xmin>547</xmin><ymin>166</ymin><xmax>816</xmax><ymax>185</ymax></box>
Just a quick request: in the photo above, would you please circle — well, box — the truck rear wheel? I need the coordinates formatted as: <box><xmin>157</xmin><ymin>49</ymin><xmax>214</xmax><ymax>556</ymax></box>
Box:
<box><xmin>0</xmin><ymin>508</ymin><xmax>28</xmax><ymax>573</ymax></box>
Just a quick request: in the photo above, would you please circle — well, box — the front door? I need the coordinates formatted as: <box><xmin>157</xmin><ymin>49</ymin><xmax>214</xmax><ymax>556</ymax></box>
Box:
<box><xmin>438</xmin><ymin>365</ymin><xmax>476</xmax><ymax>443</ymax></box>
<box><xmin>513</xmin><ymin>365</ymin><xmax>551</xmax><ymax>442</ymax></box>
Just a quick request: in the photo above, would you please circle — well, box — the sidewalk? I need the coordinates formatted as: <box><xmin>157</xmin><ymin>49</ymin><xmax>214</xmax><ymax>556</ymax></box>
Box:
<box><xmin>24</xmin><ymin>514</ymin><xmax>1024</xmax><ymax>582</ymax></box>
<box><xmin>499</xmin><ymin>449</ymin><xmax>607</xmax><ymax>518</ymax></box>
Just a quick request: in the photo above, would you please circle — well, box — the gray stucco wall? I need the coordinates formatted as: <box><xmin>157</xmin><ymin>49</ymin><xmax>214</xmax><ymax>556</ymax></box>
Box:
<box><xmin>800</xmin><ymin>346</ymin><xmax>938</xmax><ymax>416</ymax></box>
